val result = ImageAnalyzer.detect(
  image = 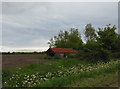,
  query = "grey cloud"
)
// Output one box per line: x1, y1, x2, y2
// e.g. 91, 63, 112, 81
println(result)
2, 2, 118, 51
